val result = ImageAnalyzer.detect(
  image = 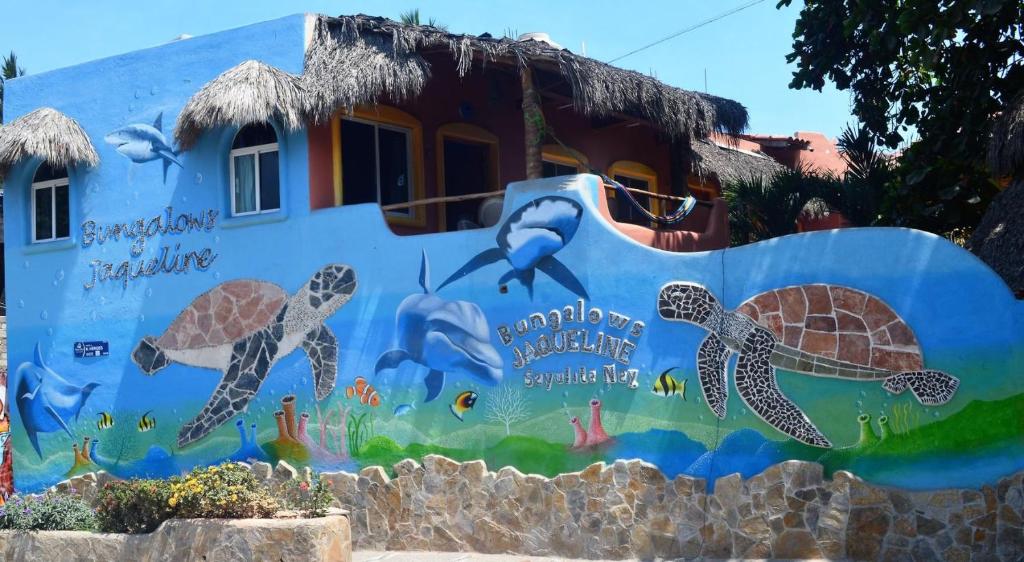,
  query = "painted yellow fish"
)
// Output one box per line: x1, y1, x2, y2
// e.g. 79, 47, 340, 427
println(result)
137, 411, 156, 432
652, 368, 686, 400
96, 411, 114, 430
